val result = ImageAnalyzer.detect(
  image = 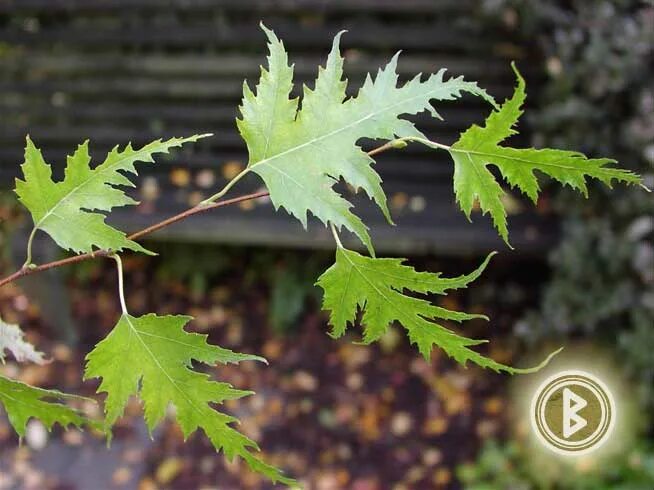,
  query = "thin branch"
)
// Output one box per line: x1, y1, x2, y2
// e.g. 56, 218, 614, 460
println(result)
0, 135, 443, 288
129, 190, 269, 241
0, 191, 269, 288
200, 166, 251, 205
